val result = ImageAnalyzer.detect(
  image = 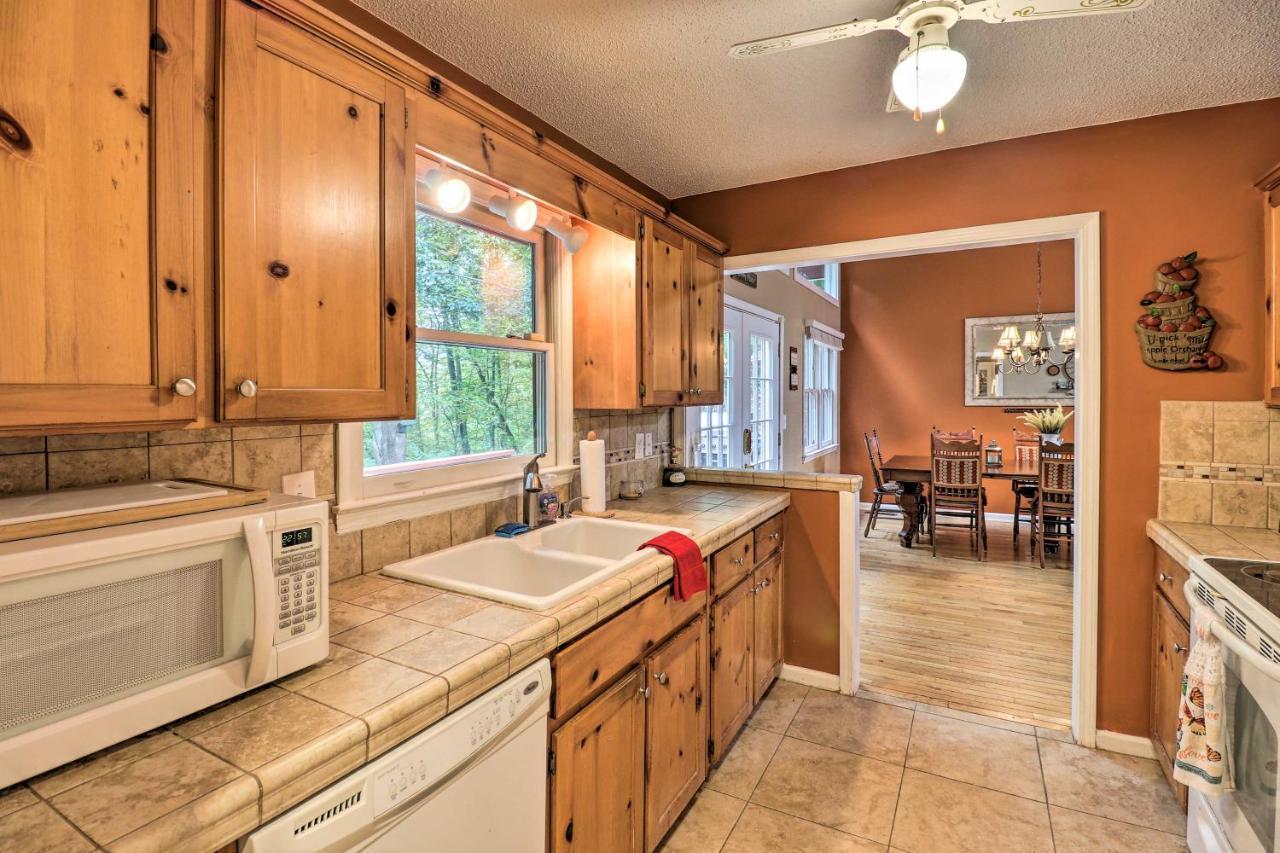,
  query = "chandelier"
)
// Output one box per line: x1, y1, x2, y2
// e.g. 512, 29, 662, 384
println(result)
992, 245, 1077, 376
